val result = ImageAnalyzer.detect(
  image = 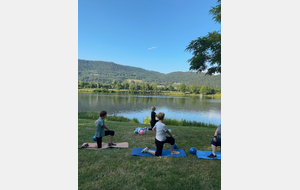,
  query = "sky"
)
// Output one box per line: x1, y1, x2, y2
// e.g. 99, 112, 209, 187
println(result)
78, 0, 220, 74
